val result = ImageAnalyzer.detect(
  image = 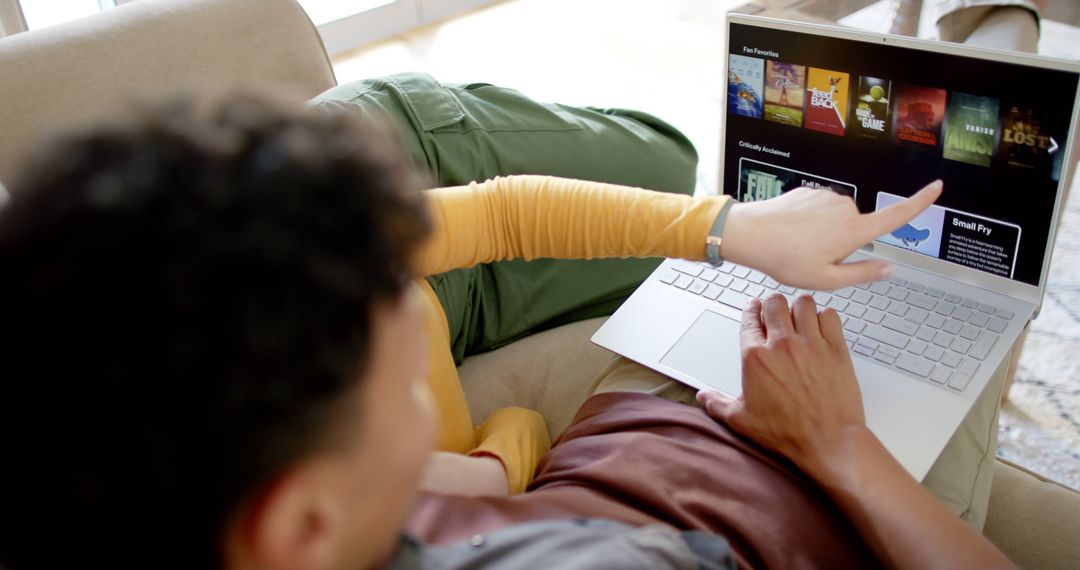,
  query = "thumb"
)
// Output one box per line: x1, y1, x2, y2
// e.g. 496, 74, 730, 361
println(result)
821, 259, 891, 290
697, 390, 741, 425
